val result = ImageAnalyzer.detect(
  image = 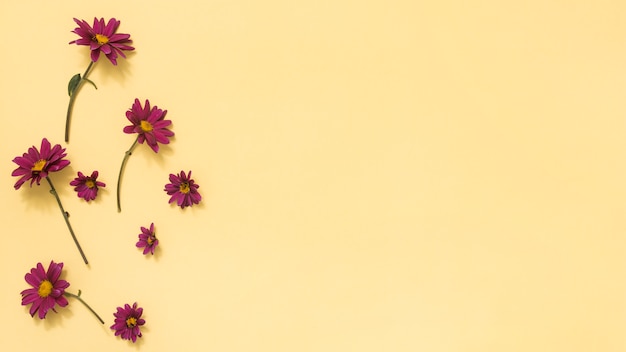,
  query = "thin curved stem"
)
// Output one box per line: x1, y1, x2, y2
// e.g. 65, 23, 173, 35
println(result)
65, 61, 96, 143
46, 176, 88, 265
64, 290, 105, 324
117, 137, 139, 212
